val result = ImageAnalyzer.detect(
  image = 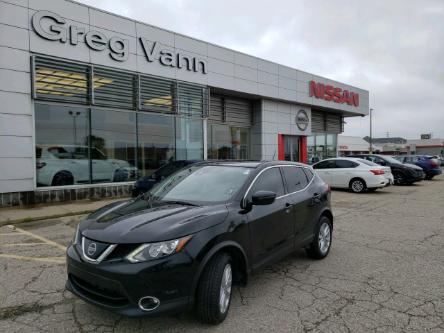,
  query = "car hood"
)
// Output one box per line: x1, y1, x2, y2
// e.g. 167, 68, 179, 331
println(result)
79, 199, 229, 244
